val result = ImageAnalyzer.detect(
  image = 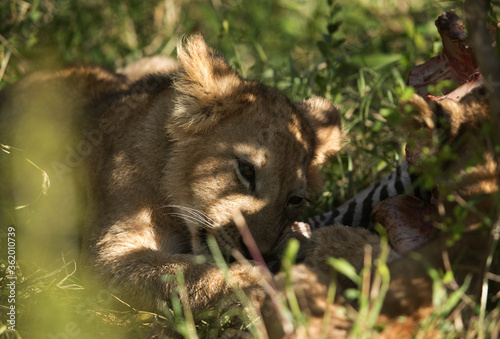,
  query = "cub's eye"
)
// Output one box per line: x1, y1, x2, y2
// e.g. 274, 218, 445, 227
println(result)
287, 196, 308, 206
237, 159, 256, 191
